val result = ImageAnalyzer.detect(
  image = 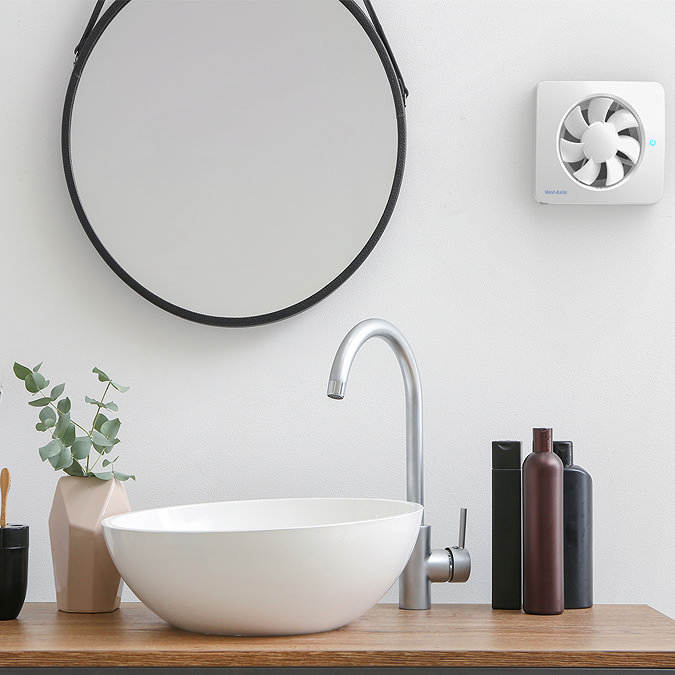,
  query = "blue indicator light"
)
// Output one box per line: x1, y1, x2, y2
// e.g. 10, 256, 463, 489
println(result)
650, 139, 656, 146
